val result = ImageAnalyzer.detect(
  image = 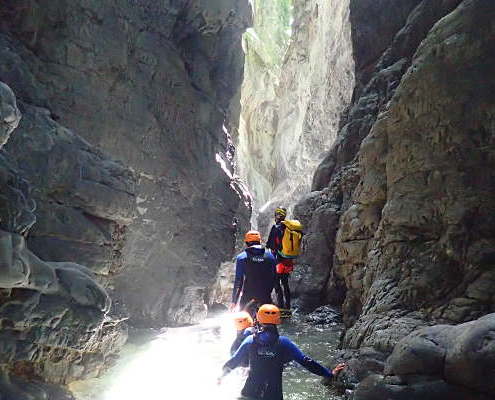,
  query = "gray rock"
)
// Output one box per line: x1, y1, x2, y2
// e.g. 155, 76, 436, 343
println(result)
290, 0, 495, 360
353, 314, 495, 399
385, 325, 452, 376
353, 374, 492, 400
0, 0, 252, 328
444, 314, 495, 395
167, 286, 208, 326
0, 370, 75, 400
306, 305, 343, 326
0, 82, 21, 148
0, 83, 131, 395
236, 0, 355, 228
